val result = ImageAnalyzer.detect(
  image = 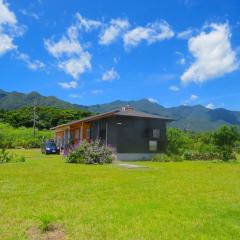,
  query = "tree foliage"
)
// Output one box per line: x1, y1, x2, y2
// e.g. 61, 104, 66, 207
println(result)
0, 123, 52, 148
0, 106, 92, 130
212, 126, 240, 148
167, 128, 193, 155
167, 126, 240, 161
212, 126, 240, 161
